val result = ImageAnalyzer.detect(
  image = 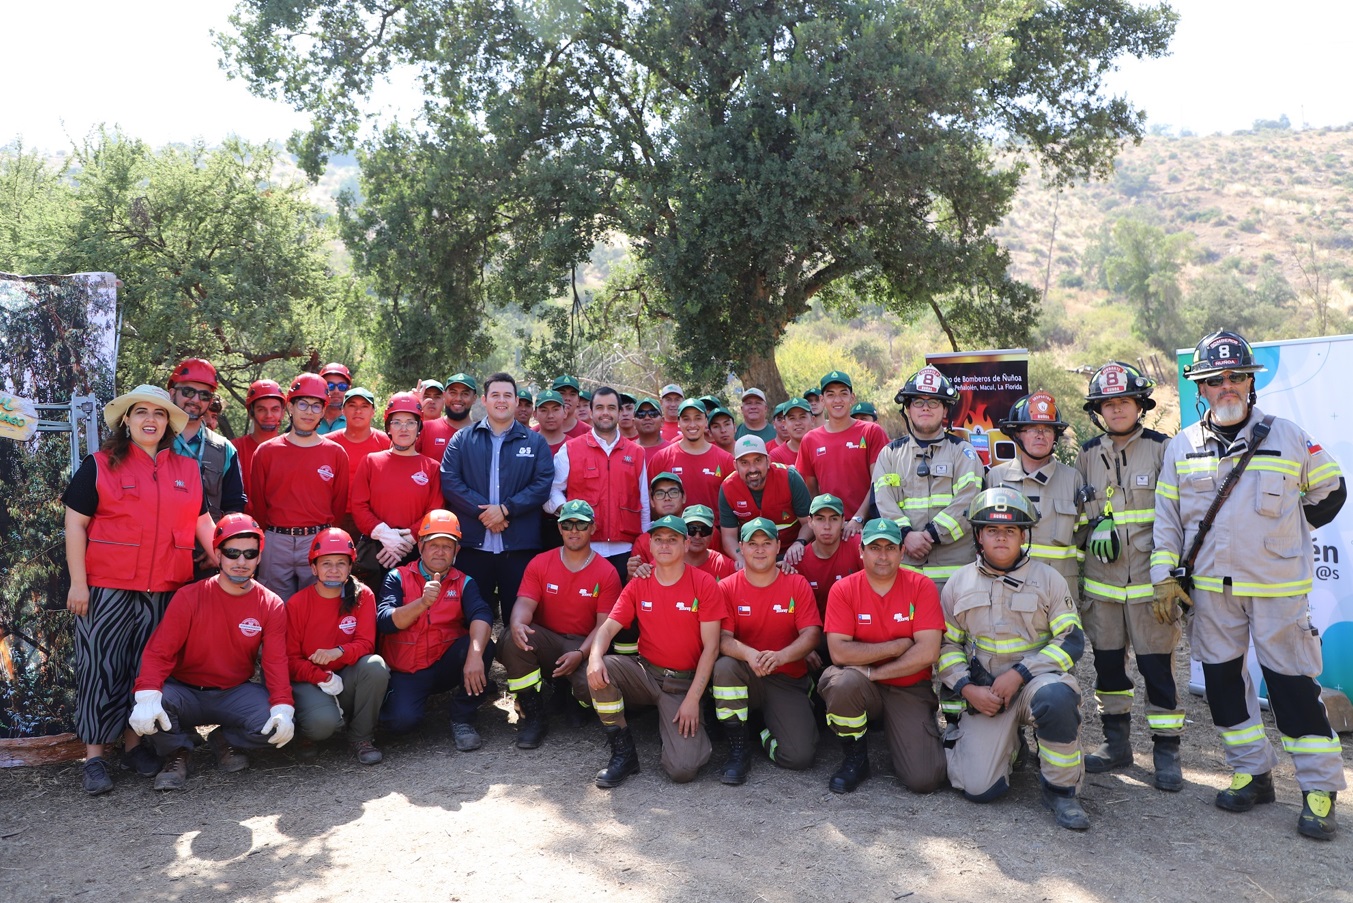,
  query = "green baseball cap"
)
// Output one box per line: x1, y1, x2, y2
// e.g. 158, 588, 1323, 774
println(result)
708, 406, 734, 424
784, 397, 812, 415
343, 387, 376, 406
861, 518, 903, 546
517, 388, 534, 402
803, 387, 821, 399
649, 514, 689, 536
677, 399, 708, 417
682, 504, 715, 528
772, 402, 787, 418
420, 379, 444, 393
820, 370, 853, 391
558, 499, 595, 523
650, 471, 684, 490
739, 517, 780, 542
851, 401, 878, 419
580, 389, 593, 403
552, 374, 581, 391
535, 388, 564, 408
636, 397, 660, 412
809, 493, 844, 516
618, 392, 637, 407
445, 372, 478, 392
